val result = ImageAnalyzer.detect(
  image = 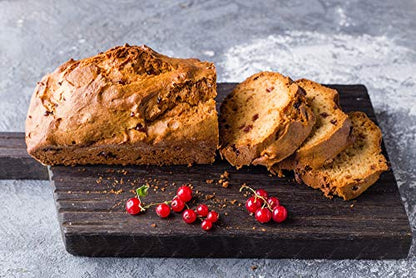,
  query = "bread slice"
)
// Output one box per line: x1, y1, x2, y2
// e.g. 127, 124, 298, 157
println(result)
219, 72, 315, 169
273, 79, 353, 172
300, 112, 388, 200
25, 45, 218, 166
